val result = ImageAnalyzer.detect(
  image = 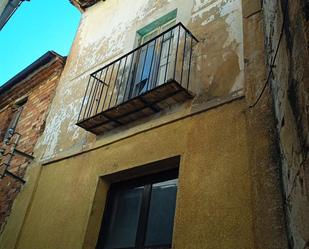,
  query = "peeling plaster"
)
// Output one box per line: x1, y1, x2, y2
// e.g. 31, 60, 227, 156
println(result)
36, 99, 82, 160
35, 76, 87, 160
189, 0, 244, 98
72, 0, 155, 78
35, 0, 245, 160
